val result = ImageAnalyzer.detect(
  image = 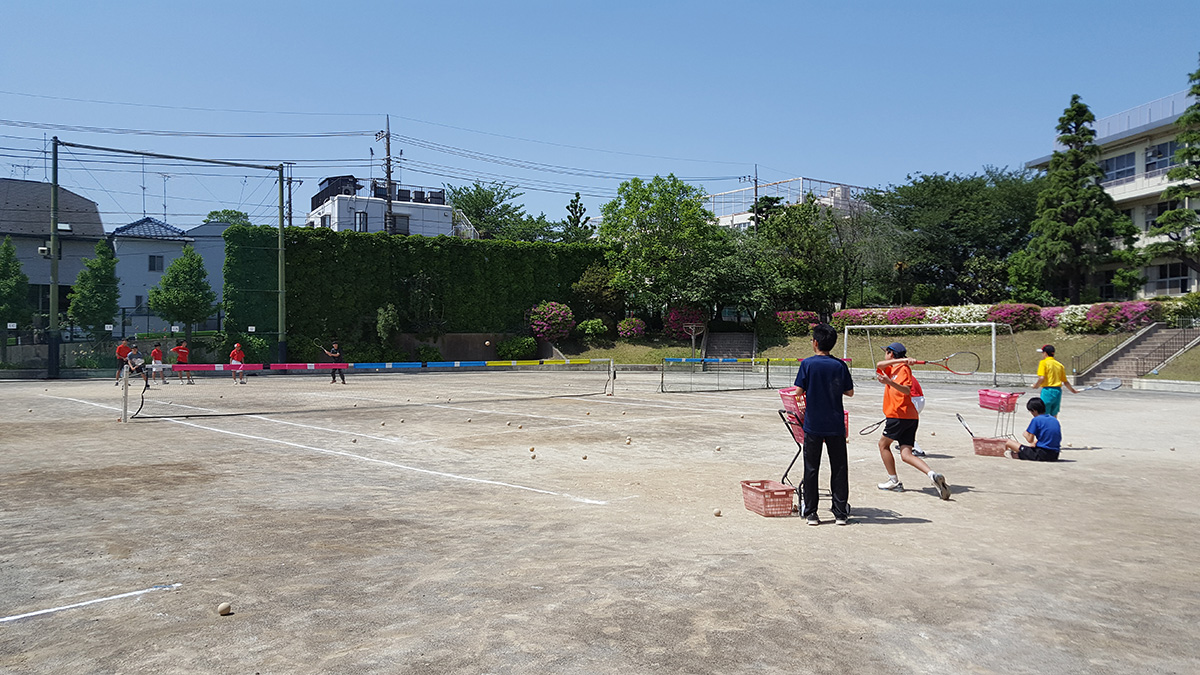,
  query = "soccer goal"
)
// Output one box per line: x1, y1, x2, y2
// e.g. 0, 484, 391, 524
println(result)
841, 322, 1025, 386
